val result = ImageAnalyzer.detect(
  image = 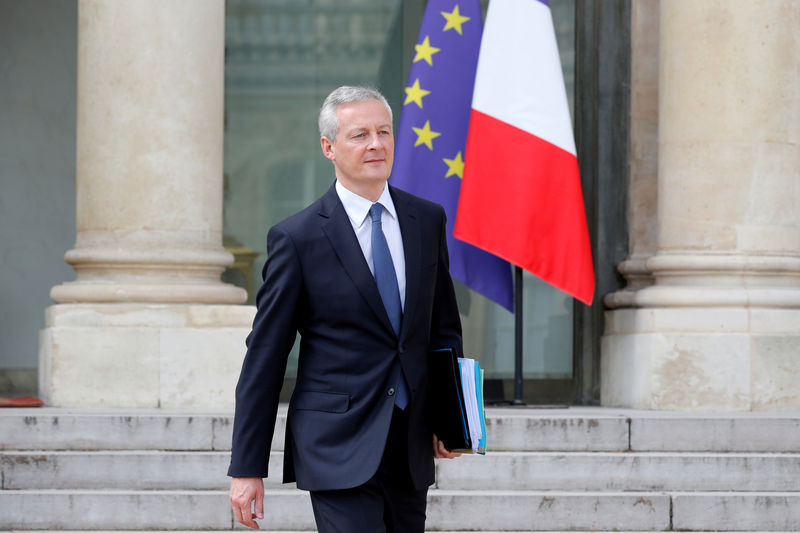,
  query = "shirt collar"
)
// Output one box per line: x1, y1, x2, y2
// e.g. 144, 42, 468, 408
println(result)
335, 180, 398, 227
